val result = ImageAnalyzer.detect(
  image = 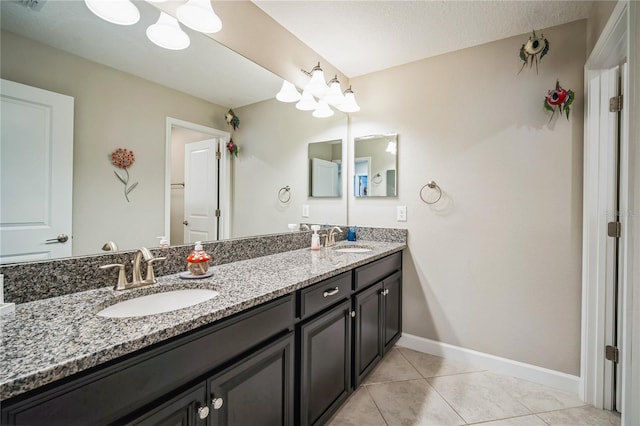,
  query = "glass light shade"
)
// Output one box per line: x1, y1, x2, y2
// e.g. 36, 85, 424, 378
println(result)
146, 12, 190, 50
177, 0, 222, 33
324, 77, 345, 106
338, 87, 360, 113
296, 90, 317, 111
312, 100, 334, 118
305, 65, 329, 98
84, 0, 140, 25
385, 141, 397, 155
276, 81, 301, 103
